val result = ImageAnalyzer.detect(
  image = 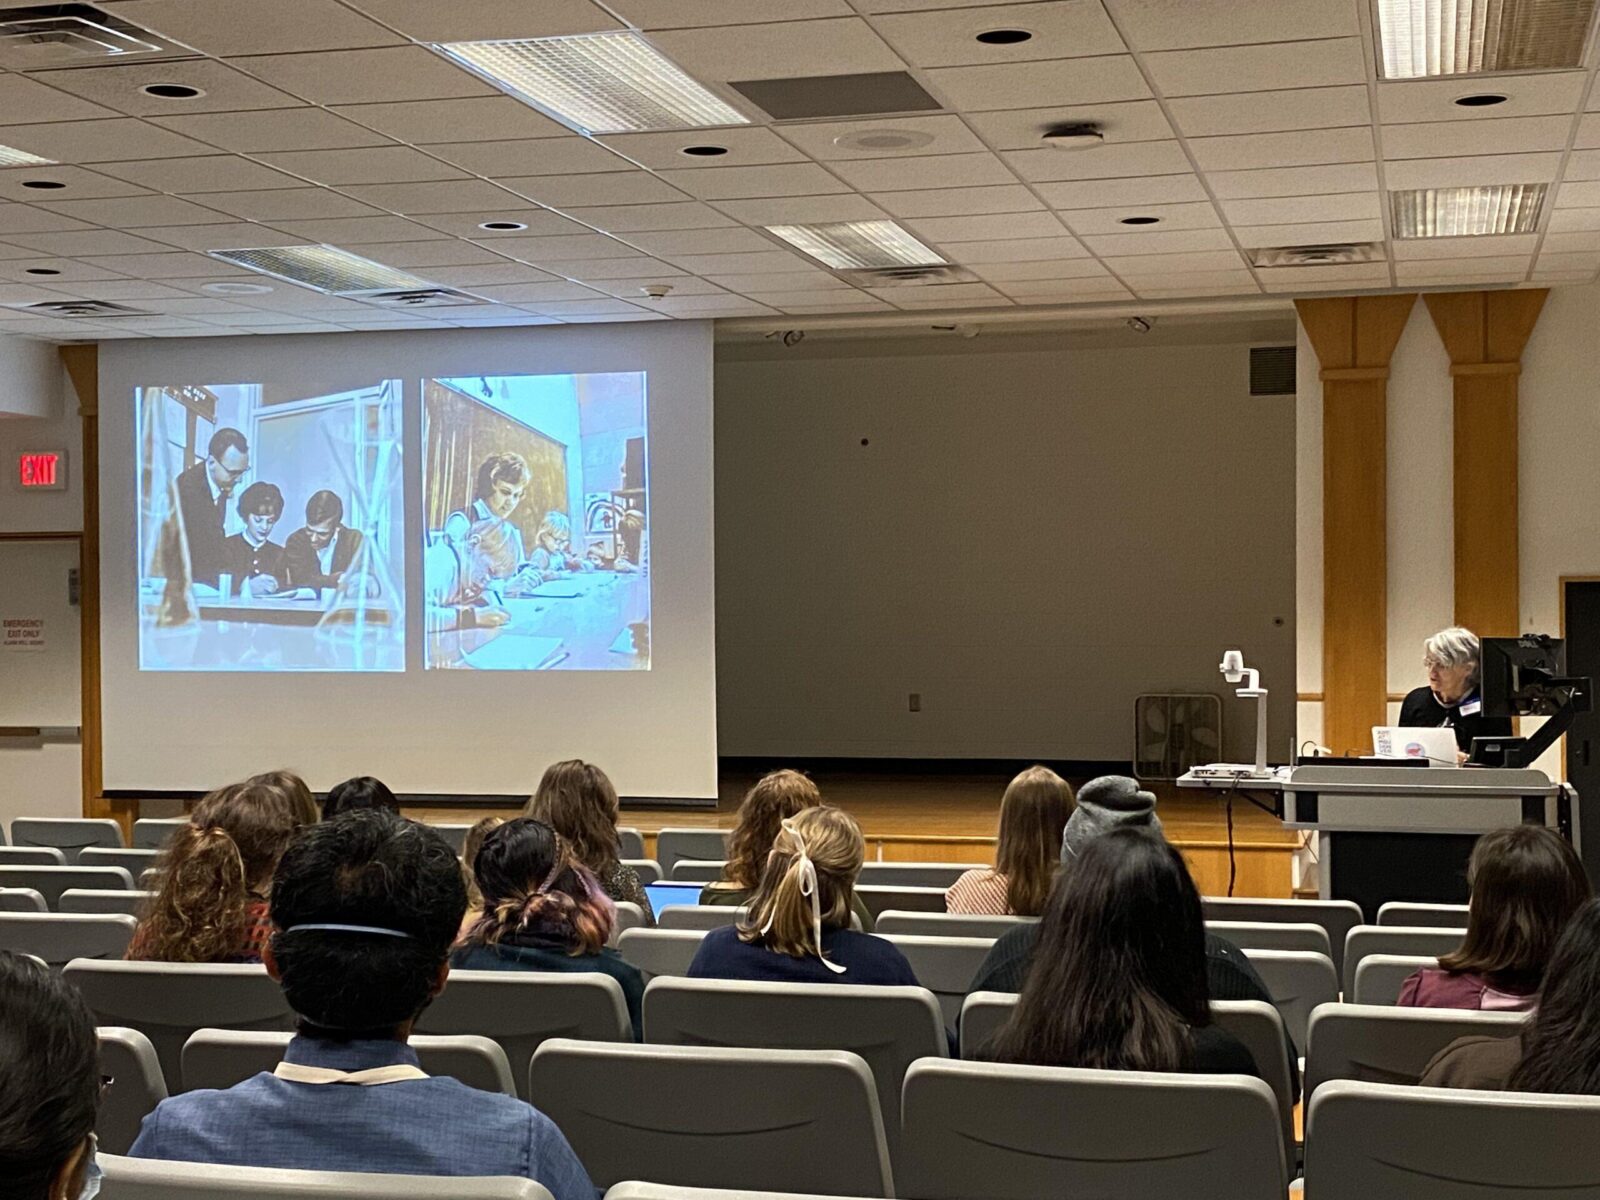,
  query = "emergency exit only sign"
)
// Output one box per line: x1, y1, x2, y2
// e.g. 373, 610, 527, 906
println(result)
17, 451, 66, 491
